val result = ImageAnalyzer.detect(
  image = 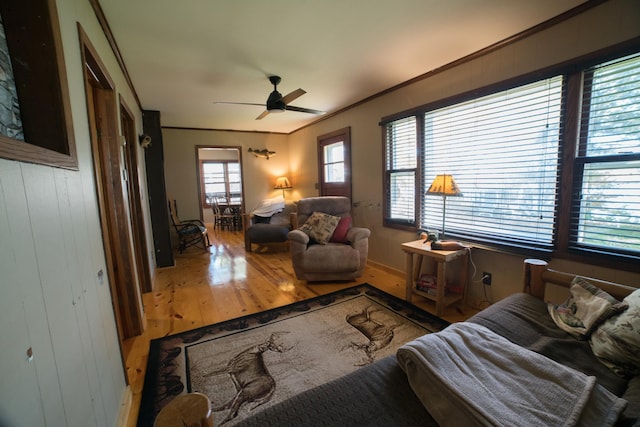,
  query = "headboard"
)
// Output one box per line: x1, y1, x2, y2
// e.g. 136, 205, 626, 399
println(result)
523, 258, 636, 301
